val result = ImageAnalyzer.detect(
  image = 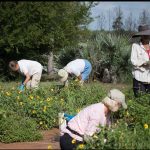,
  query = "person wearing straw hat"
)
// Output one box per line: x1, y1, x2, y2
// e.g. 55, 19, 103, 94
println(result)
9, 59, 43, 91
131, 24, 150, 97
59, 89, 127, 150
58, 59, 92, 86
